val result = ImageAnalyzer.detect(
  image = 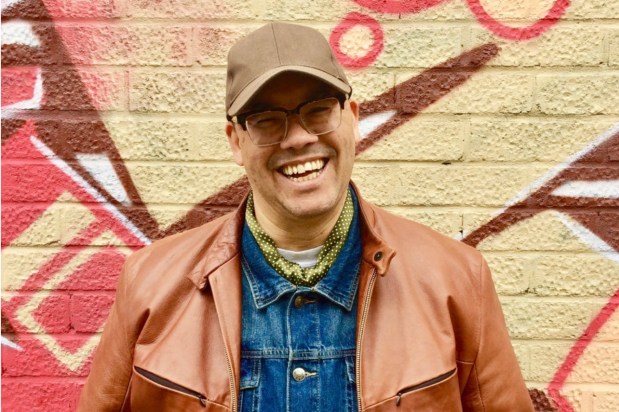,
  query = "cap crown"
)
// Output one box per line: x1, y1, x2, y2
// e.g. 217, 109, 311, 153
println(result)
226, 23, 351, 116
